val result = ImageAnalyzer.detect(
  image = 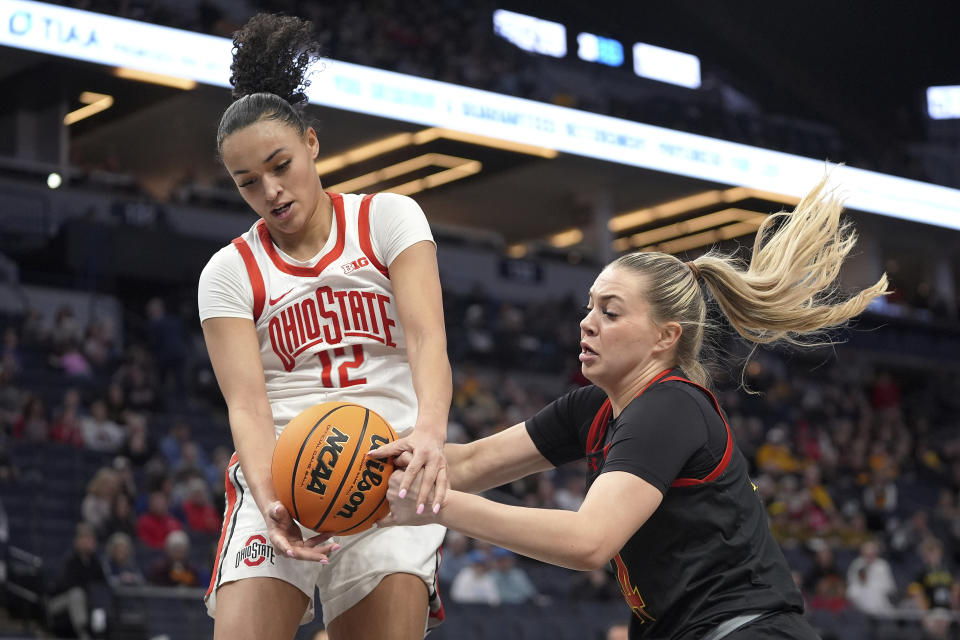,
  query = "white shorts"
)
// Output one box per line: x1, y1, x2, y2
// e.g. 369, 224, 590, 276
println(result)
205, 454, 447, 628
